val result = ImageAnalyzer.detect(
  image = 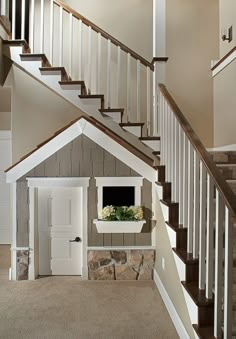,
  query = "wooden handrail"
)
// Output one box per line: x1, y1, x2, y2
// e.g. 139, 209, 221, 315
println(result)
53, 0, 154, 71
159, 84, 236, 218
